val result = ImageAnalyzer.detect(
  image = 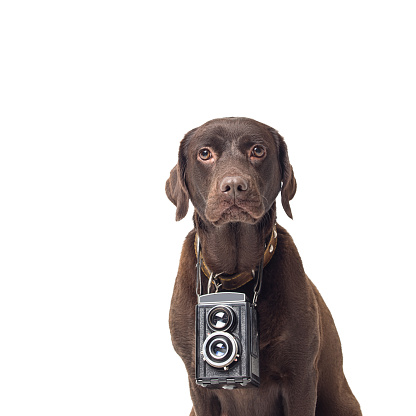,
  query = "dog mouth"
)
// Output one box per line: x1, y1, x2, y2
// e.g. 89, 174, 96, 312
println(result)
206, 199, 265, 225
